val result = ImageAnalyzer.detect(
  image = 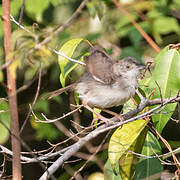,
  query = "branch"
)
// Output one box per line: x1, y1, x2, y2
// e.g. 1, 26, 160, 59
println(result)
10, 14, 36, 37
52, 49, 86, 66
20, 66, 42, 134
35, 0, 89, 49
18, 0, 26, 25
39, 95, 180, 179
0, 95, 179, 168
111, 0, 161, 53
2, 0, 22, 179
